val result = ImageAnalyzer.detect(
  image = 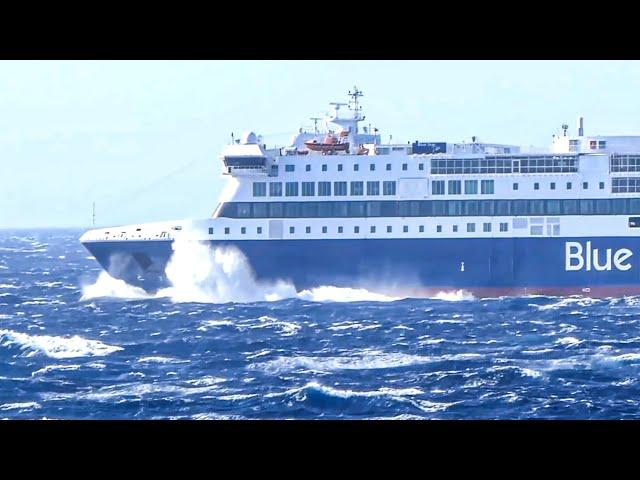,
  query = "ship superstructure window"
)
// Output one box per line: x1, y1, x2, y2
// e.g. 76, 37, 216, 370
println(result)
338, 164, 343, 171
253, 182, 266, 197
481, 180, 494, 194
550, 182, 556, 190
437, 225, 442, 232
269, 182, 282, 197
257, 227, 262, 234
500, 223, 508, 232
290, 227, 295, 234
306, 226, 311, 233
354, 164, 359, 171
600, 182, 605, 190
302, 182, 315, 196
431, 155, 578, 174
599, 140, 606, 149
387, 226, 392, 233
218, 198, 640, 219
306, 165, 311, 172
367, 181, 380, 196
225, 227, 230, 234
448, 180, 462, 195
611, 155, 640, 172
453, 225, 458, 232
467, 223, 475, 233
383, 181, 397, 196
629, 217, 640, 228
322, 226, 327, 233
419, 225, 424, 232
318, 182, 331, 196
464, 180, 478, 194
370, 163, 375, 171
483, 223, 491, 232
613, 177, 640, 193
351, 181, 364, 196
370, 226, 376, 233
513, 182, 519, 191
338, 226, 343, 233
285, 165, 295, 172
322, 164, 327, 172
432, 180, 445, 195
534, 182, 539, 190
241, 227, 246, 234
567, 182, 572, 190
583, 182, 588, 190
334, 181, 347, 196
354, 226, 359, 233
285, 182, 298, 196
208, 227, 213, 234
403, 225, 408, 233
386, 163, 391, 171
419, 163, 424, 171
402, 164, 408, 171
